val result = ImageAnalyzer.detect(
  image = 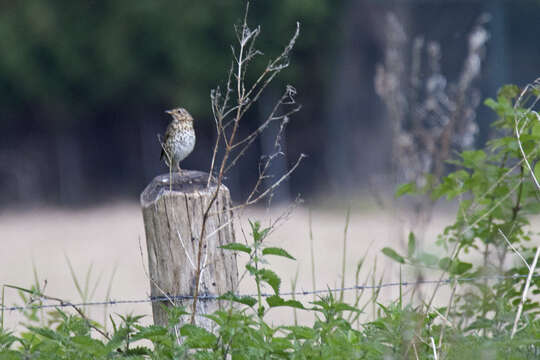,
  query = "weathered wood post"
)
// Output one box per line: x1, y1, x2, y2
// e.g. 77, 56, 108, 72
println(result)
140, 171, 238, 330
